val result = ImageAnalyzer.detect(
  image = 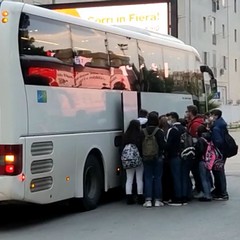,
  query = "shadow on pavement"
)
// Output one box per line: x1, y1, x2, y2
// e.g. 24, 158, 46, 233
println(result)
0, 187, 124, 231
